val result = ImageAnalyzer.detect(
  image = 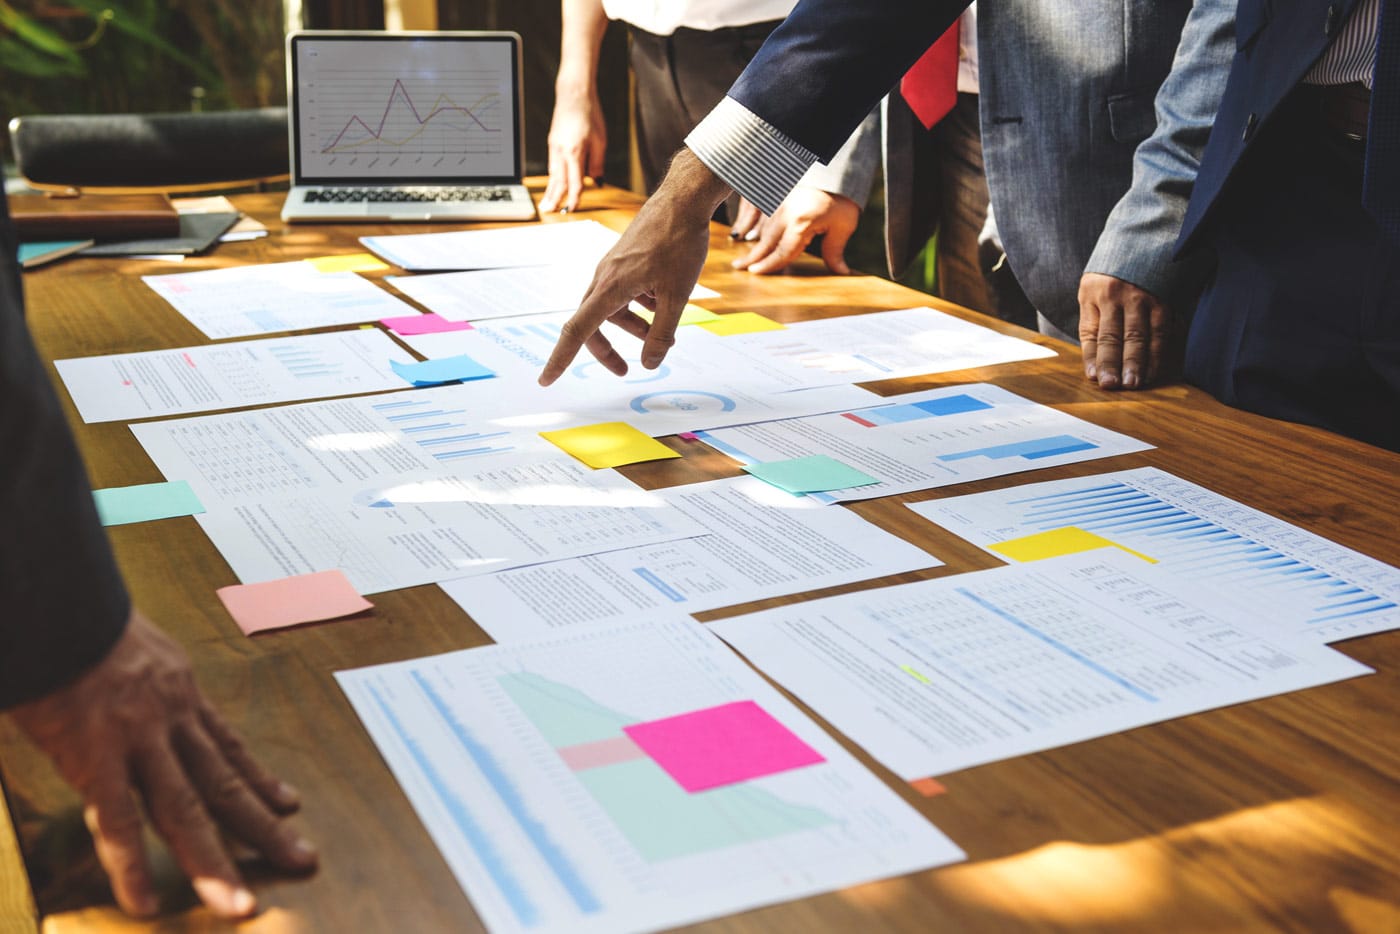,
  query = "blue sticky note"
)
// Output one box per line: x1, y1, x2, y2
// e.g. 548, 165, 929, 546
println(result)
390, 354, 495, 386
743, 455, 880, 495
93, 480, 205, 526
